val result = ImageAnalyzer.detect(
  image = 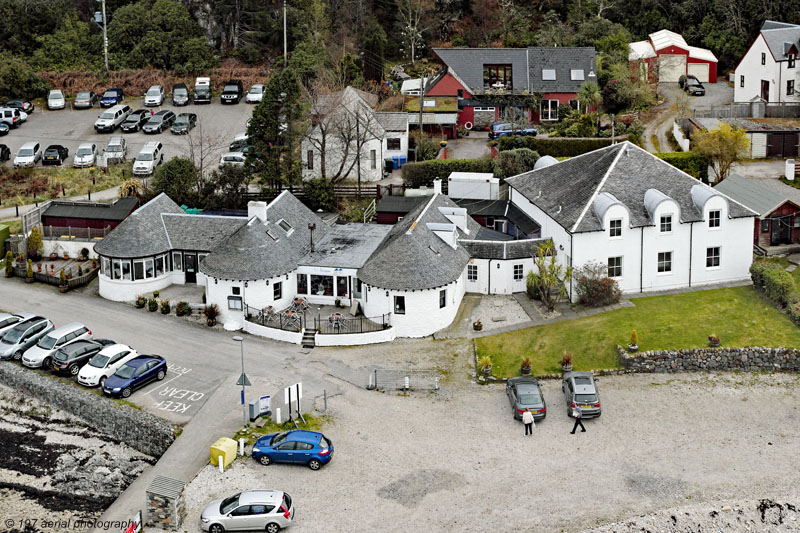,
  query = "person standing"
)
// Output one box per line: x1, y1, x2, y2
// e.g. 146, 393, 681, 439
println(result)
522, 408, 534, 436
570, 404, 586, 434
